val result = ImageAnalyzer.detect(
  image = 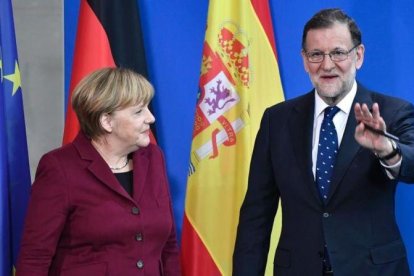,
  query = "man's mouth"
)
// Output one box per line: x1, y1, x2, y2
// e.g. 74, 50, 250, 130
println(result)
320, 74, 338, 80
320, 74, 339, 81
